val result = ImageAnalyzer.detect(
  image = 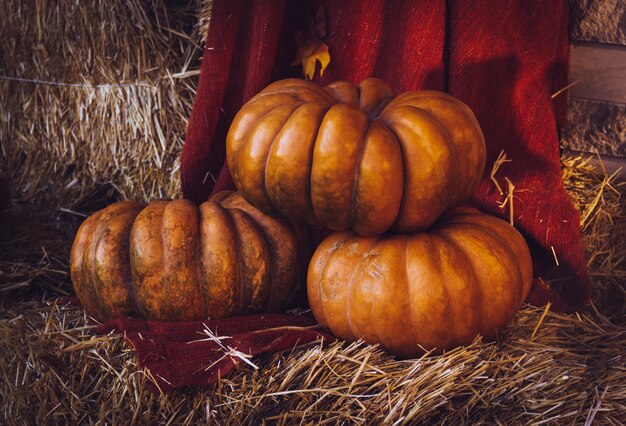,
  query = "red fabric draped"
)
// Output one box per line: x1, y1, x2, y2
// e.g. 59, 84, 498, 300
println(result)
182, 0, 589, 312
446, 1, 588, 310
100, 0, 590, 391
